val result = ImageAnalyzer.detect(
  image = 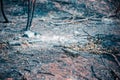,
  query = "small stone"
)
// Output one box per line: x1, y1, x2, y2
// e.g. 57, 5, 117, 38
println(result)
102, 18, 113, 24
23, 31, 35, 38
9, 41, 21, 46
13, 37, 20, 40
23, 31, 40, 38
